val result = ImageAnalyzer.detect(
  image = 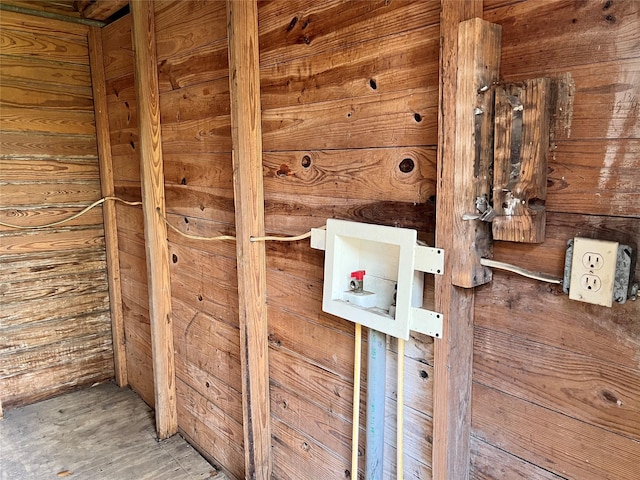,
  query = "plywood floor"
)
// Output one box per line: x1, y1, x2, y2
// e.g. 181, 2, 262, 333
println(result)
0, 383, 228, 480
